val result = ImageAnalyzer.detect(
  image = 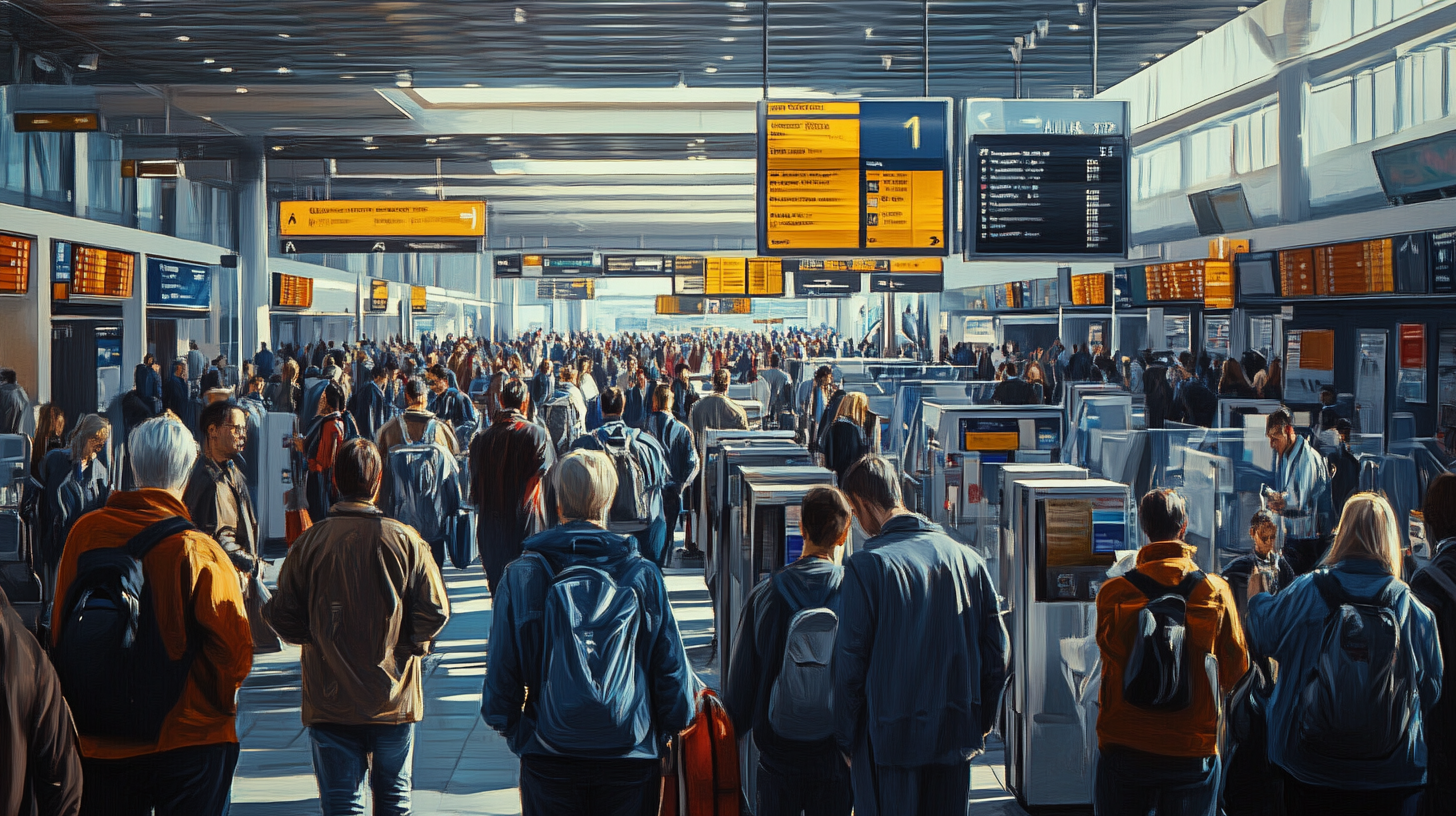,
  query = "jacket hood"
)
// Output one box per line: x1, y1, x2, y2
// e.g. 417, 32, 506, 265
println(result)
774, 557, 842, 610
524, 520, 639, 572
594, 420, 635, 444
